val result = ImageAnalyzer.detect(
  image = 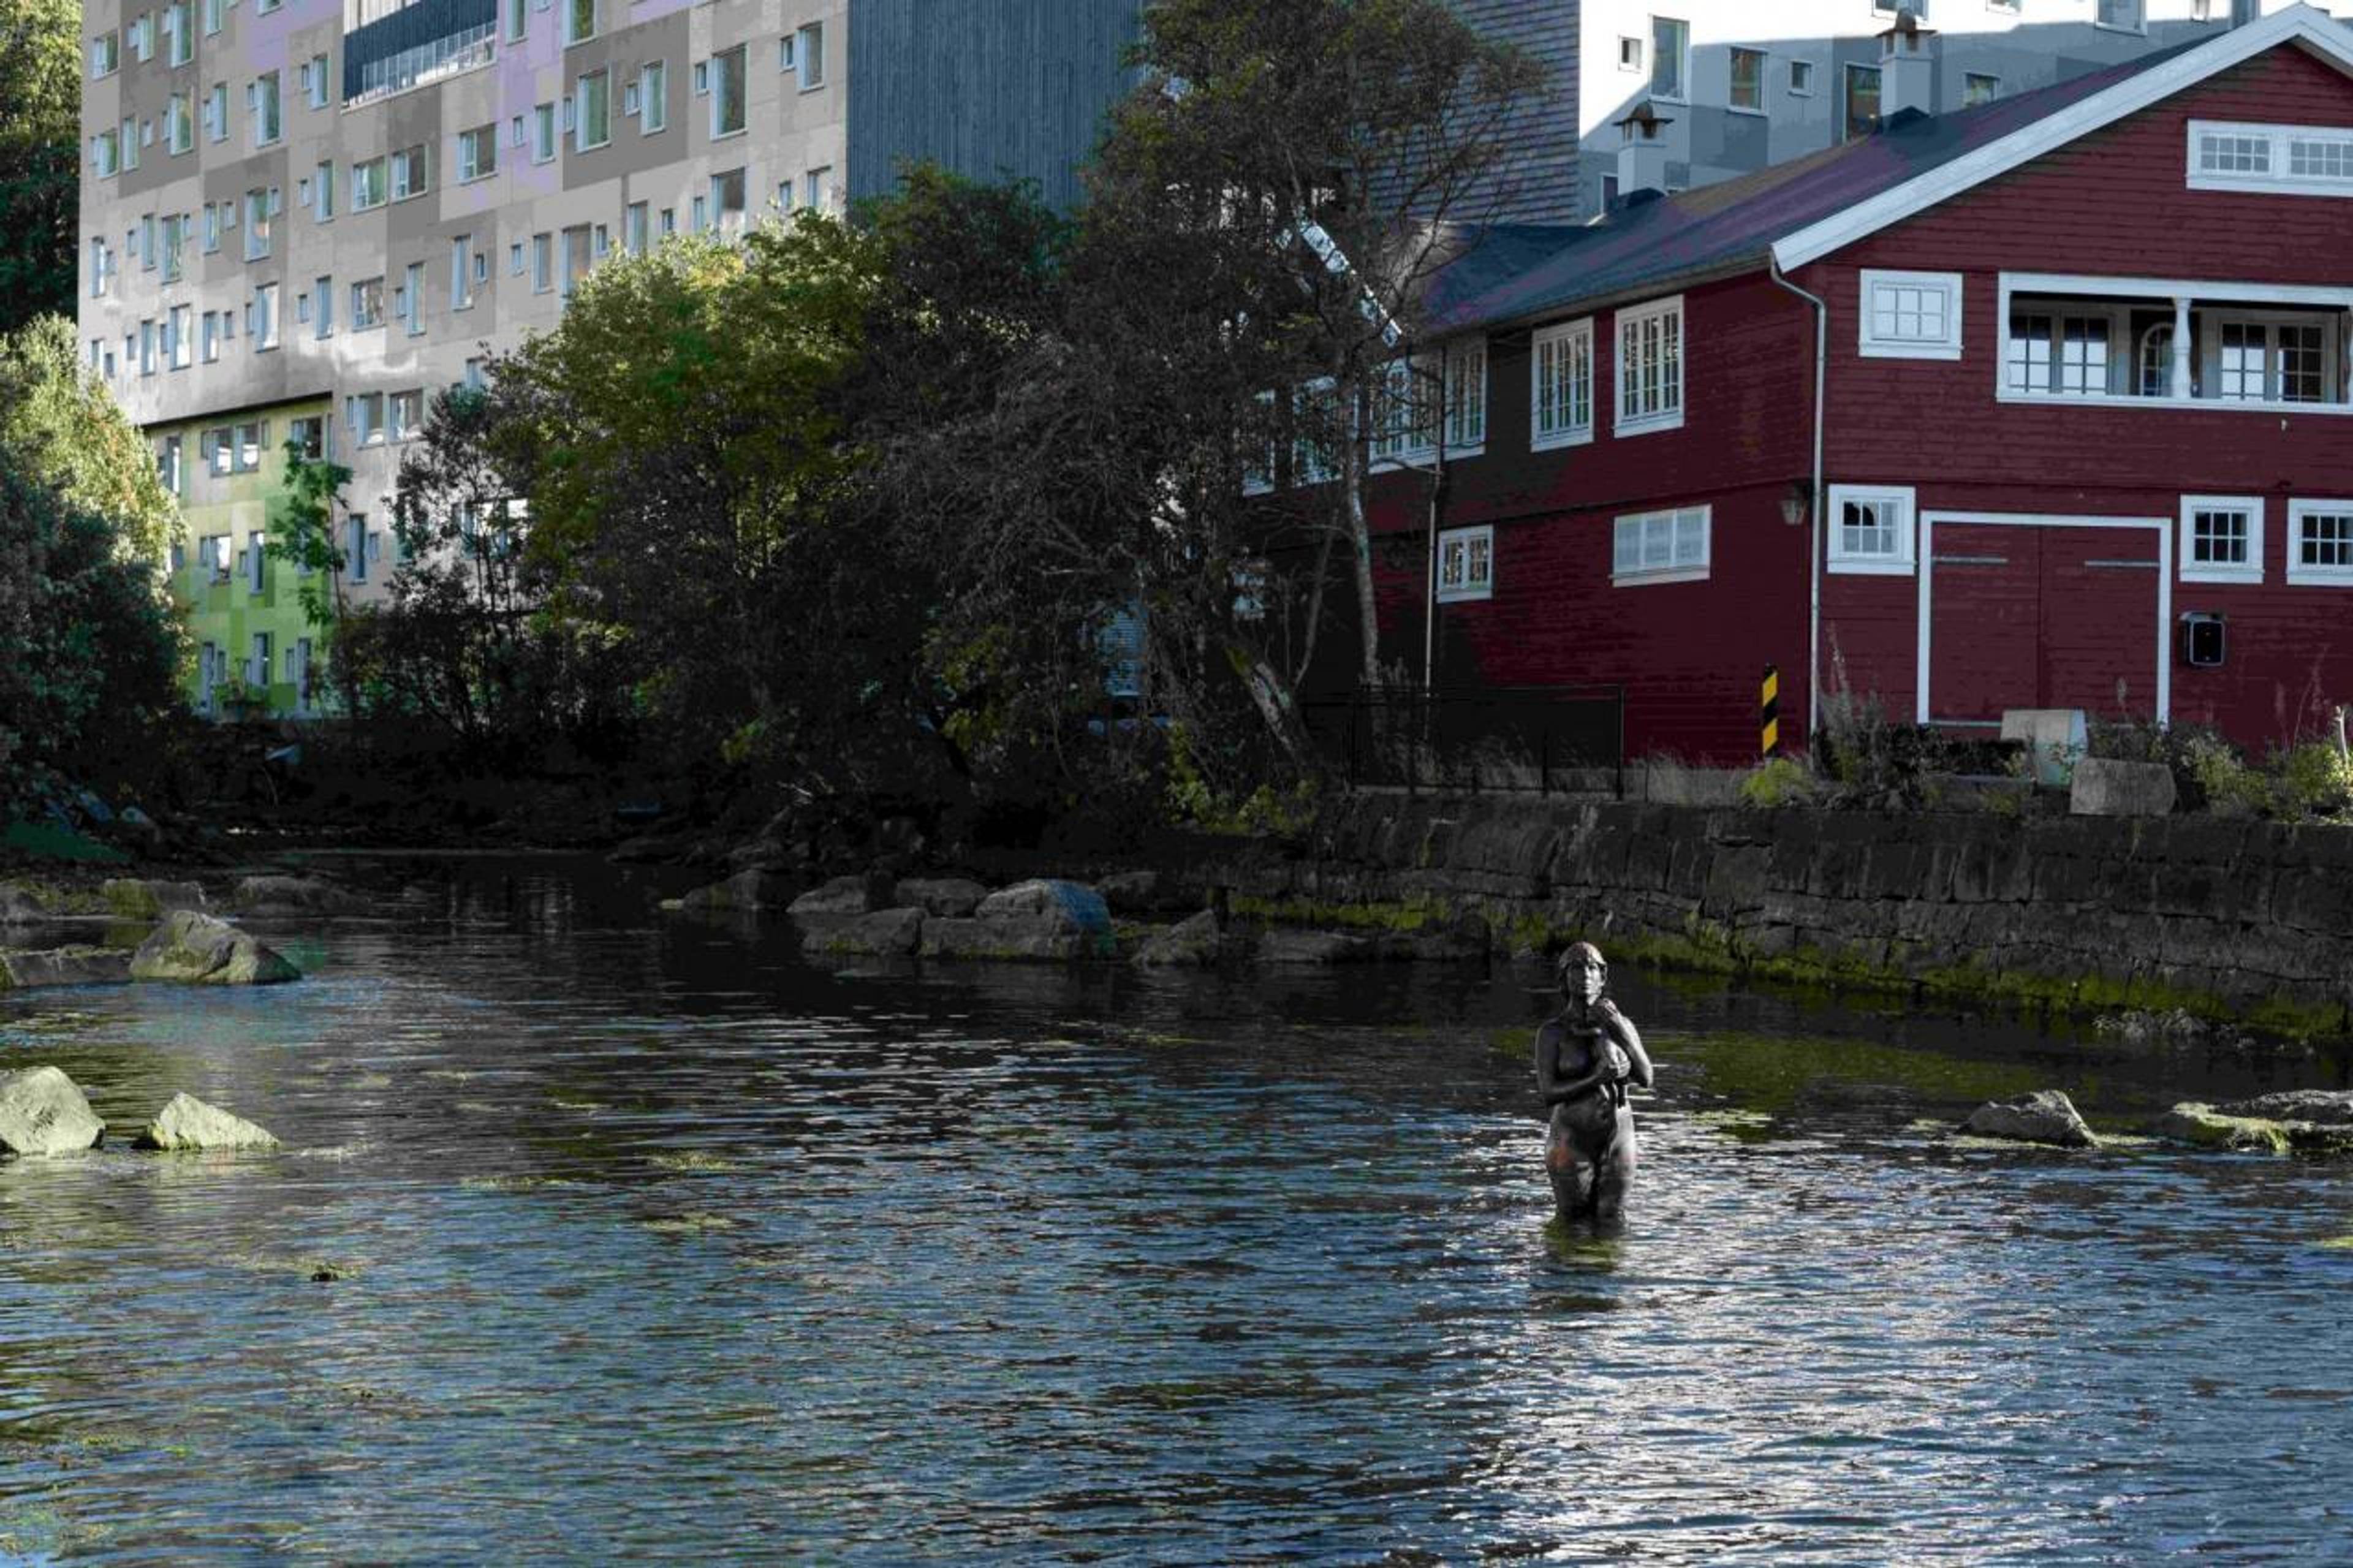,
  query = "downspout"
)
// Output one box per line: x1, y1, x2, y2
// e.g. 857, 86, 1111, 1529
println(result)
1770, 255, 1828, 742
1425, 364, 1447, 691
